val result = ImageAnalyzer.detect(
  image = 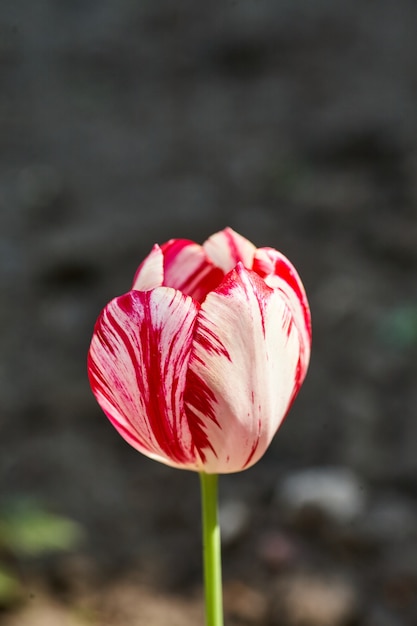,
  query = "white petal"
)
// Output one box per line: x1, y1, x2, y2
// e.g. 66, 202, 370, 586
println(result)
184, 264, 303, 473
132, 244, 164, 291
203, 227, 257, 273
